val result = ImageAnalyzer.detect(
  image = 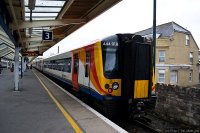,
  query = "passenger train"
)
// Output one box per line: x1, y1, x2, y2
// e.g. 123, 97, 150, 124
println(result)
34, 34, 153, 117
